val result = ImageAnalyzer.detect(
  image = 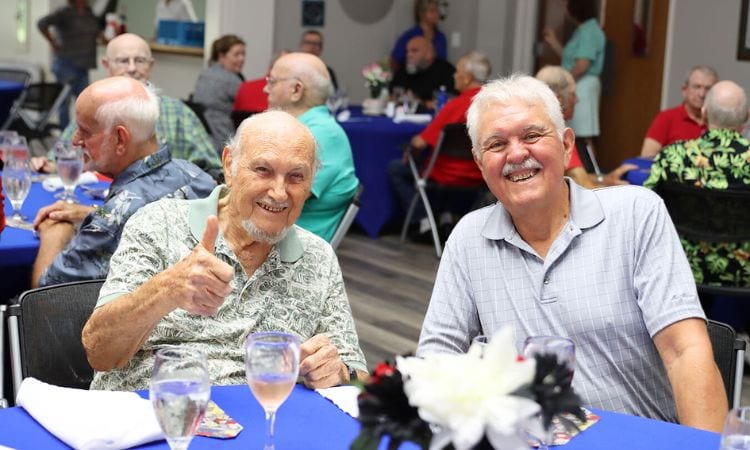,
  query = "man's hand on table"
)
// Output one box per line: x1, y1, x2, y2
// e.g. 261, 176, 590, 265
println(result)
161, 215, 234, 317
299, 334, 351, 389
33, 201, 95, 229
35, 218, 76, 242
30, 156, 56, 174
